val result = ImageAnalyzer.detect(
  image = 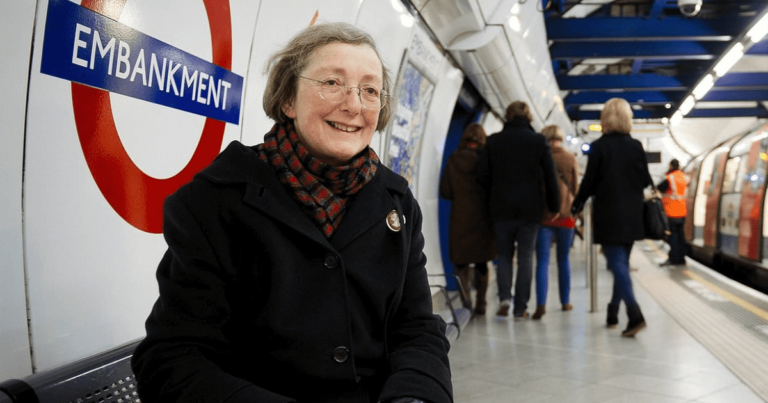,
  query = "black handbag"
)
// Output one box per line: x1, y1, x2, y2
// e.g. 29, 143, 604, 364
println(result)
644, 190, 670, 240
